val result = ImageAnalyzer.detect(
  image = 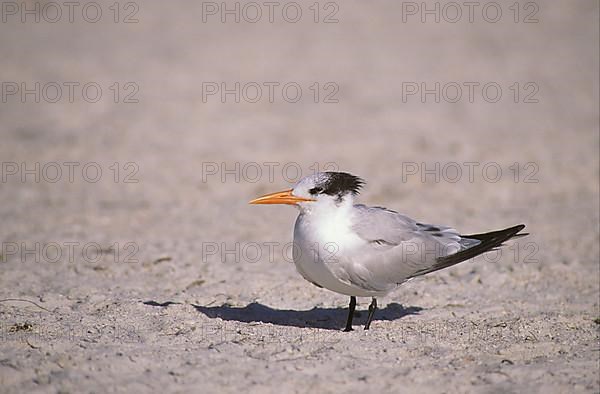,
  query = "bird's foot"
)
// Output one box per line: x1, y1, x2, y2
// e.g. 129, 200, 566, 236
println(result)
364, 297, 378, 330
343, 296, 357, 332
